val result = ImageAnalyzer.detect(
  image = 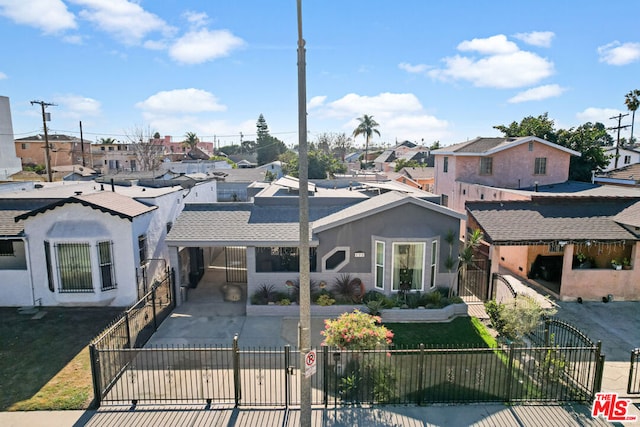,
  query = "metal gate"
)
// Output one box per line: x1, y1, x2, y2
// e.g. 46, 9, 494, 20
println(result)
458, 257, 491, 302
225, 246, 247, 283
628, 348, 640, 394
